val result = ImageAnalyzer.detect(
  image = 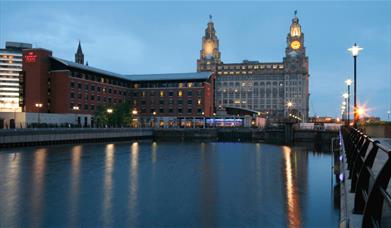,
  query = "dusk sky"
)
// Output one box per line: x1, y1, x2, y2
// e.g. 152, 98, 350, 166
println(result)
1, 0, 390, 119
